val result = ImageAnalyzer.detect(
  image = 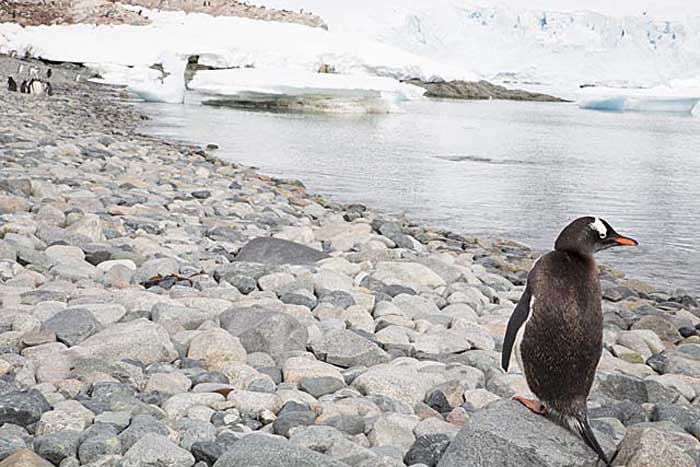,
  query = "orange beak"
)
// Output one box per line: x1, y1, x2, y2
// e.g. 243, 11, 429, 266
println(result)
614, 236, 638, 246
